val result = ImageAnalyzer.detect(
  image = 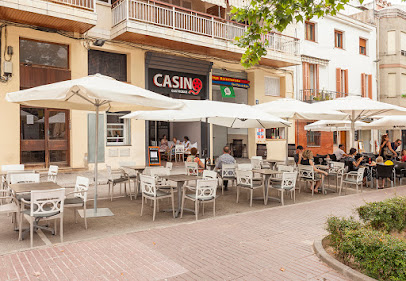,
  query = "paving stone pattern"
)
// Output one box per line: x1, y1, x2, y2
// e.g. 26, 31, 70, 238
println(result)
2, 186, 406, 281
